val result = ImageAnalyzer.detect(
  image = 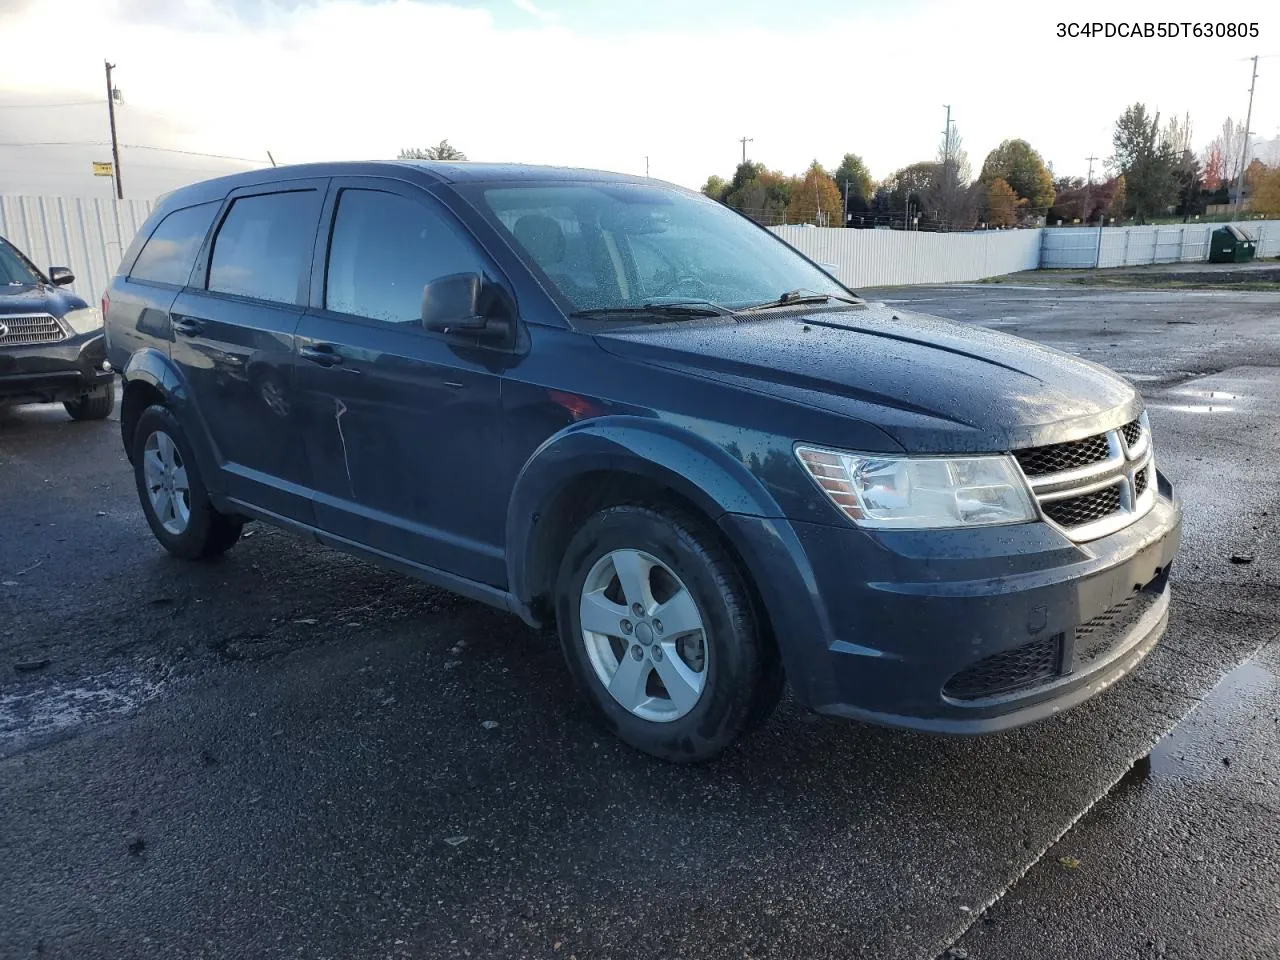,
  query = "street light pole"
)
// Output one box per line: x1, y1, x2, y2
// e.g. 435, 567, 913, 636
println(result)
104, 60, 123, 200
